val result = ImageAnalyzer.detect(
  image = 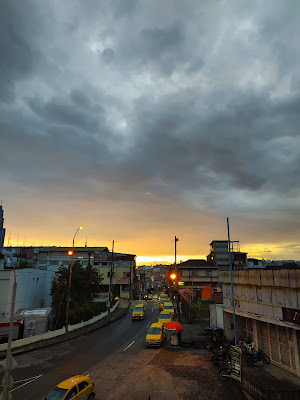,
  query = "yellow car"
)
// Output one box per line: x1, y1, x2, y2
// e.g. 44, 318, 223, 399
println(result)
159, 293, 169, 301
163, 302, 175, 318
44, 375, 96, 400
158, 311, 172, 325
145, 322, 166, 347
159, 299, 169, 310
132, 304, 146, 320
